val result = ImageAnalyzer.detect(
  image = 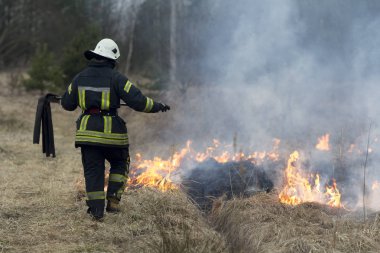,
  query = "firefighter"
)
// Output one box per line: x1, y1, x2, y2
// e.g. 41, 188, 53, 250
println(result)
60, 38, 170, 221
